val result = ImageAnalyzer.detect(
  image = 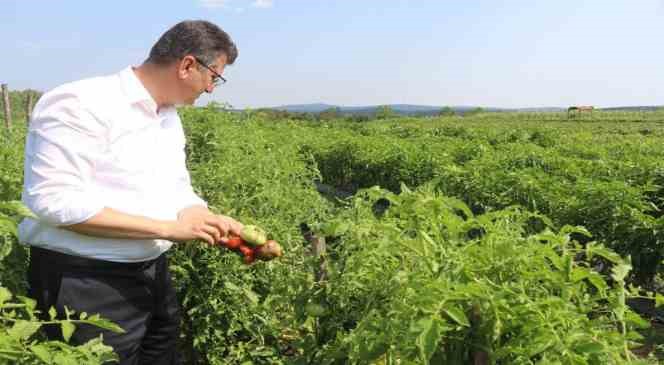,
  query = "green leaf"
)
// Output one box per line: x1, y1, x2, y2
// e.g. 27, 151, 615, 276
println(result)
80, 337, 119, 362
8, 320, 42, 340
49, 306, 57, 320
570, 267, 590, 282
83, 314, 124, 333
30, 344, 52, 363
444, 197, 473, 219
224, 281, 240, 291
655, 294, 664, 308
0, 287, 11, 304
416, 317, 443, 363
625, 310, 650, 329
611, 263, 632, 282
626, 330, 646, 341
321, 221, 350, 237
61, 321, 76, 342
586, 243, 622, 264
528, 336, 554, 357
0, 216, 18, 237
560, 225, 592, 238
53, 352, 78, 365
0, 201, 37, 219
0, 234, 13, 261
542, 246, 563, 271
533, 213, 554, 228
444, 305, 470, 327
586, 272, 608, 295
574, 340, 604, 354
243, 287, 259, 305
400, 183, 413, 194
17, 295, 37, 313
